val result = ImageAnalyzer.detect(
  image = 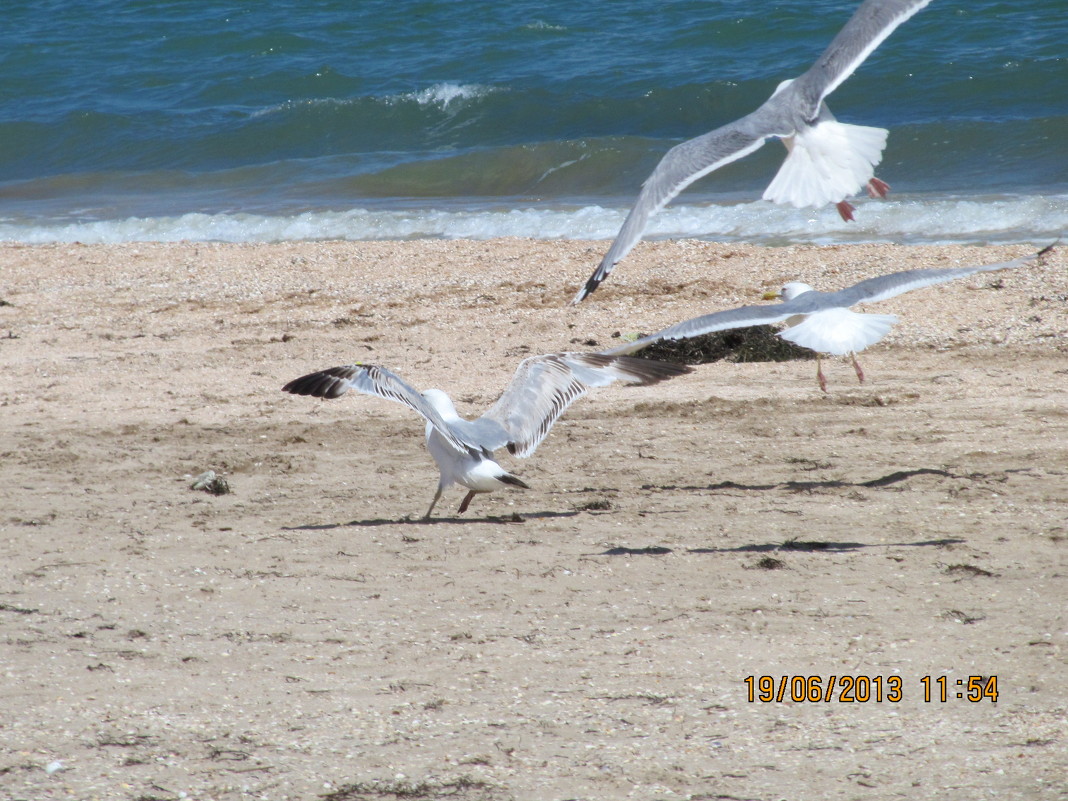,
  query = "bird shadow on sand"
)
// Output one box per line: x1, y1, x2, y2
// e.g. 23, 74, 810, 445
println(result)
640, 467, 957, 495
603, 466, 978, 557
600, 537, 966, 558
688, 536, 967, 555
283, 510, 580, 531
